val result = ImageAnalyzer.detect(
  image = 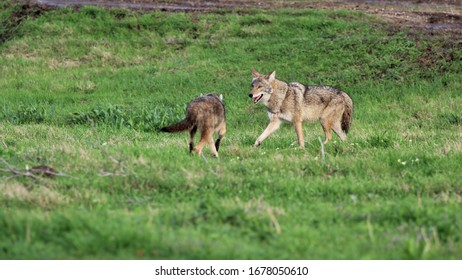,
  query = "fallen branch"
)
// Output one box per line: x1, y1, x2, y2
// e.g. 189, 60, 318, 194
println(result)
0, 158, 74, 180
